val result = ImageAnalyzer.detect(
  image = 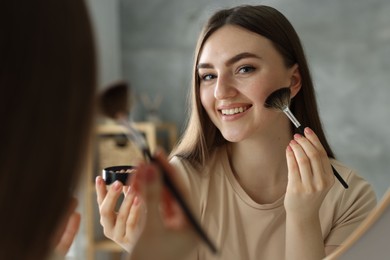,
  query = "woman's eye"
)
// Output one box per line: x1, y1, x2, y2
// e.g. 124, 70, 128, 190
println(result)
200, 74, 216, 81
238, 66, 255, 74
